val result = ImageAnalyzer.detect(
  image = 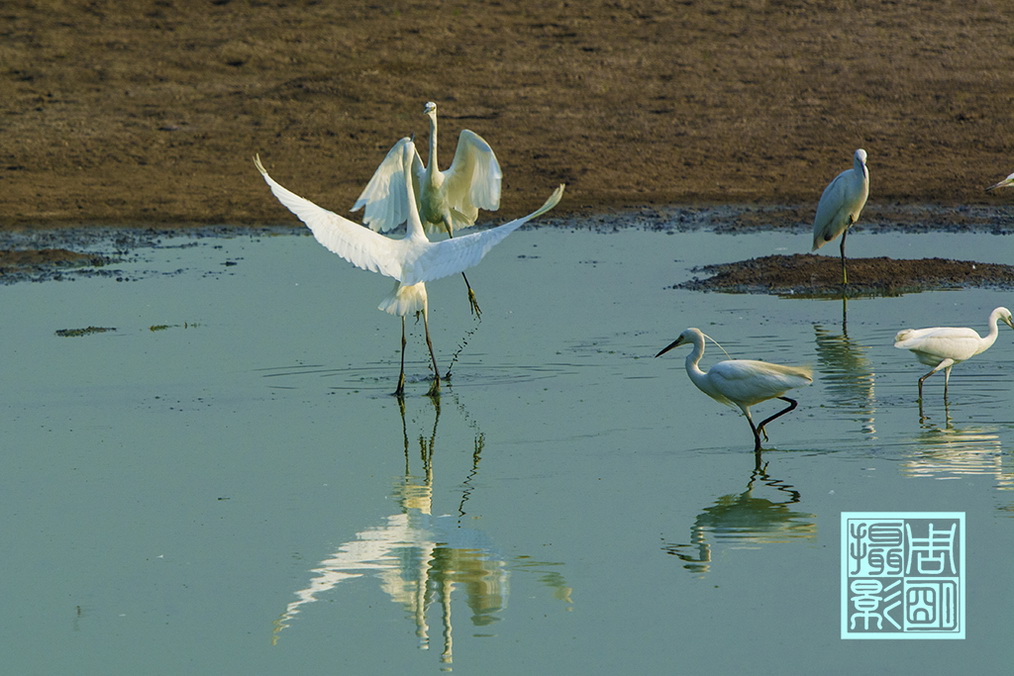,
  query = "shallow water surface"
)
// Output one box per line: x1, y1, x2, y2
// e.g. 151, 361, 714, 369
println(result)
3, 225, 1013, 673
